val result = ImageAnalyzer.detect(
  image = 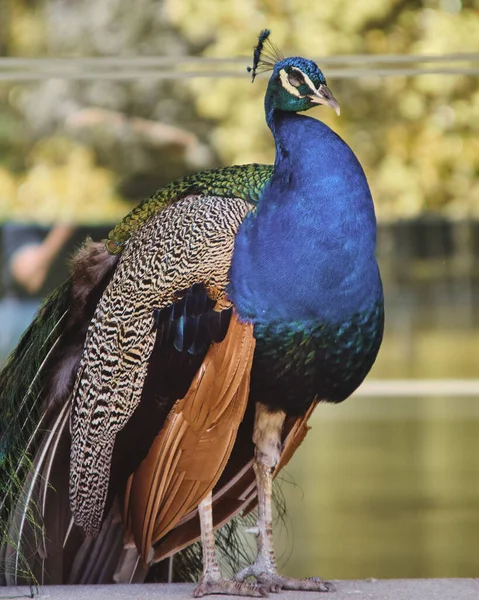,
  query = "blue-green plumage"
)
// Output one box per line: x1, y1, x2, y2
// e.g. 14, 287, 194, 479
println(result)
230, 55, 384, 416
248, 302, 383, 415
